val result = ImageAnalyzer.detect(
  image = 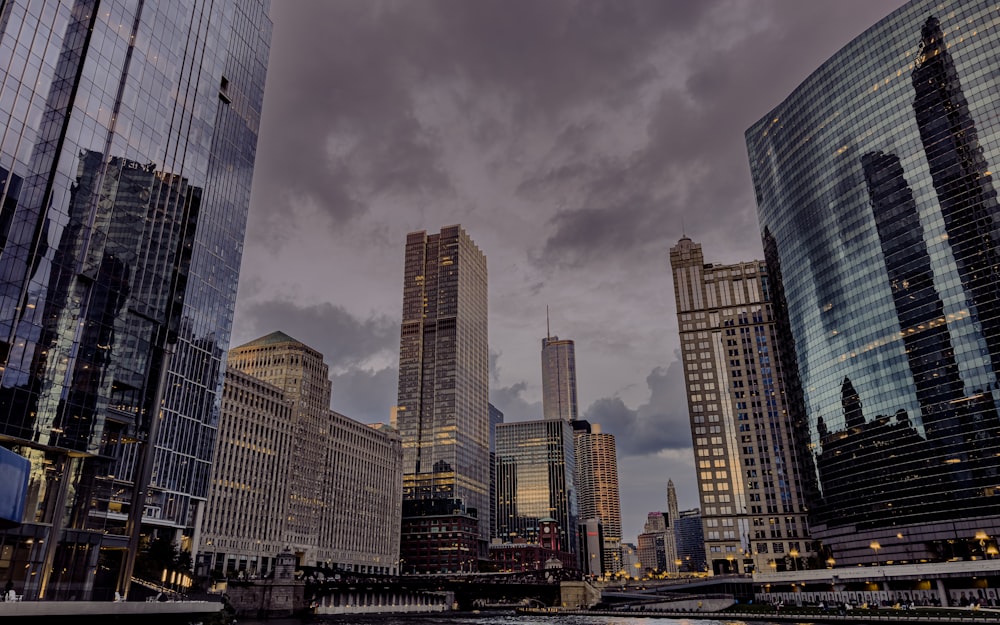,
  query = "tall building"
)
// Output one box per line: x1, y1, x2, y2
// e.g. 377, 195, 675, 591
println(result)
0, 0, 271, 600
542, 315, 578, 421
669, 238, 812, 574
637, 512, 677, 576
666, 479, 680, 526
747, 0, 1000, 566
226, 332, 331, 556
495, 419, 578, 561
675, 509, 707, 573
395, 225, 490, 553
224, 332, 403, 574
574, 422, 622, 576
488, 402, 504, 541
